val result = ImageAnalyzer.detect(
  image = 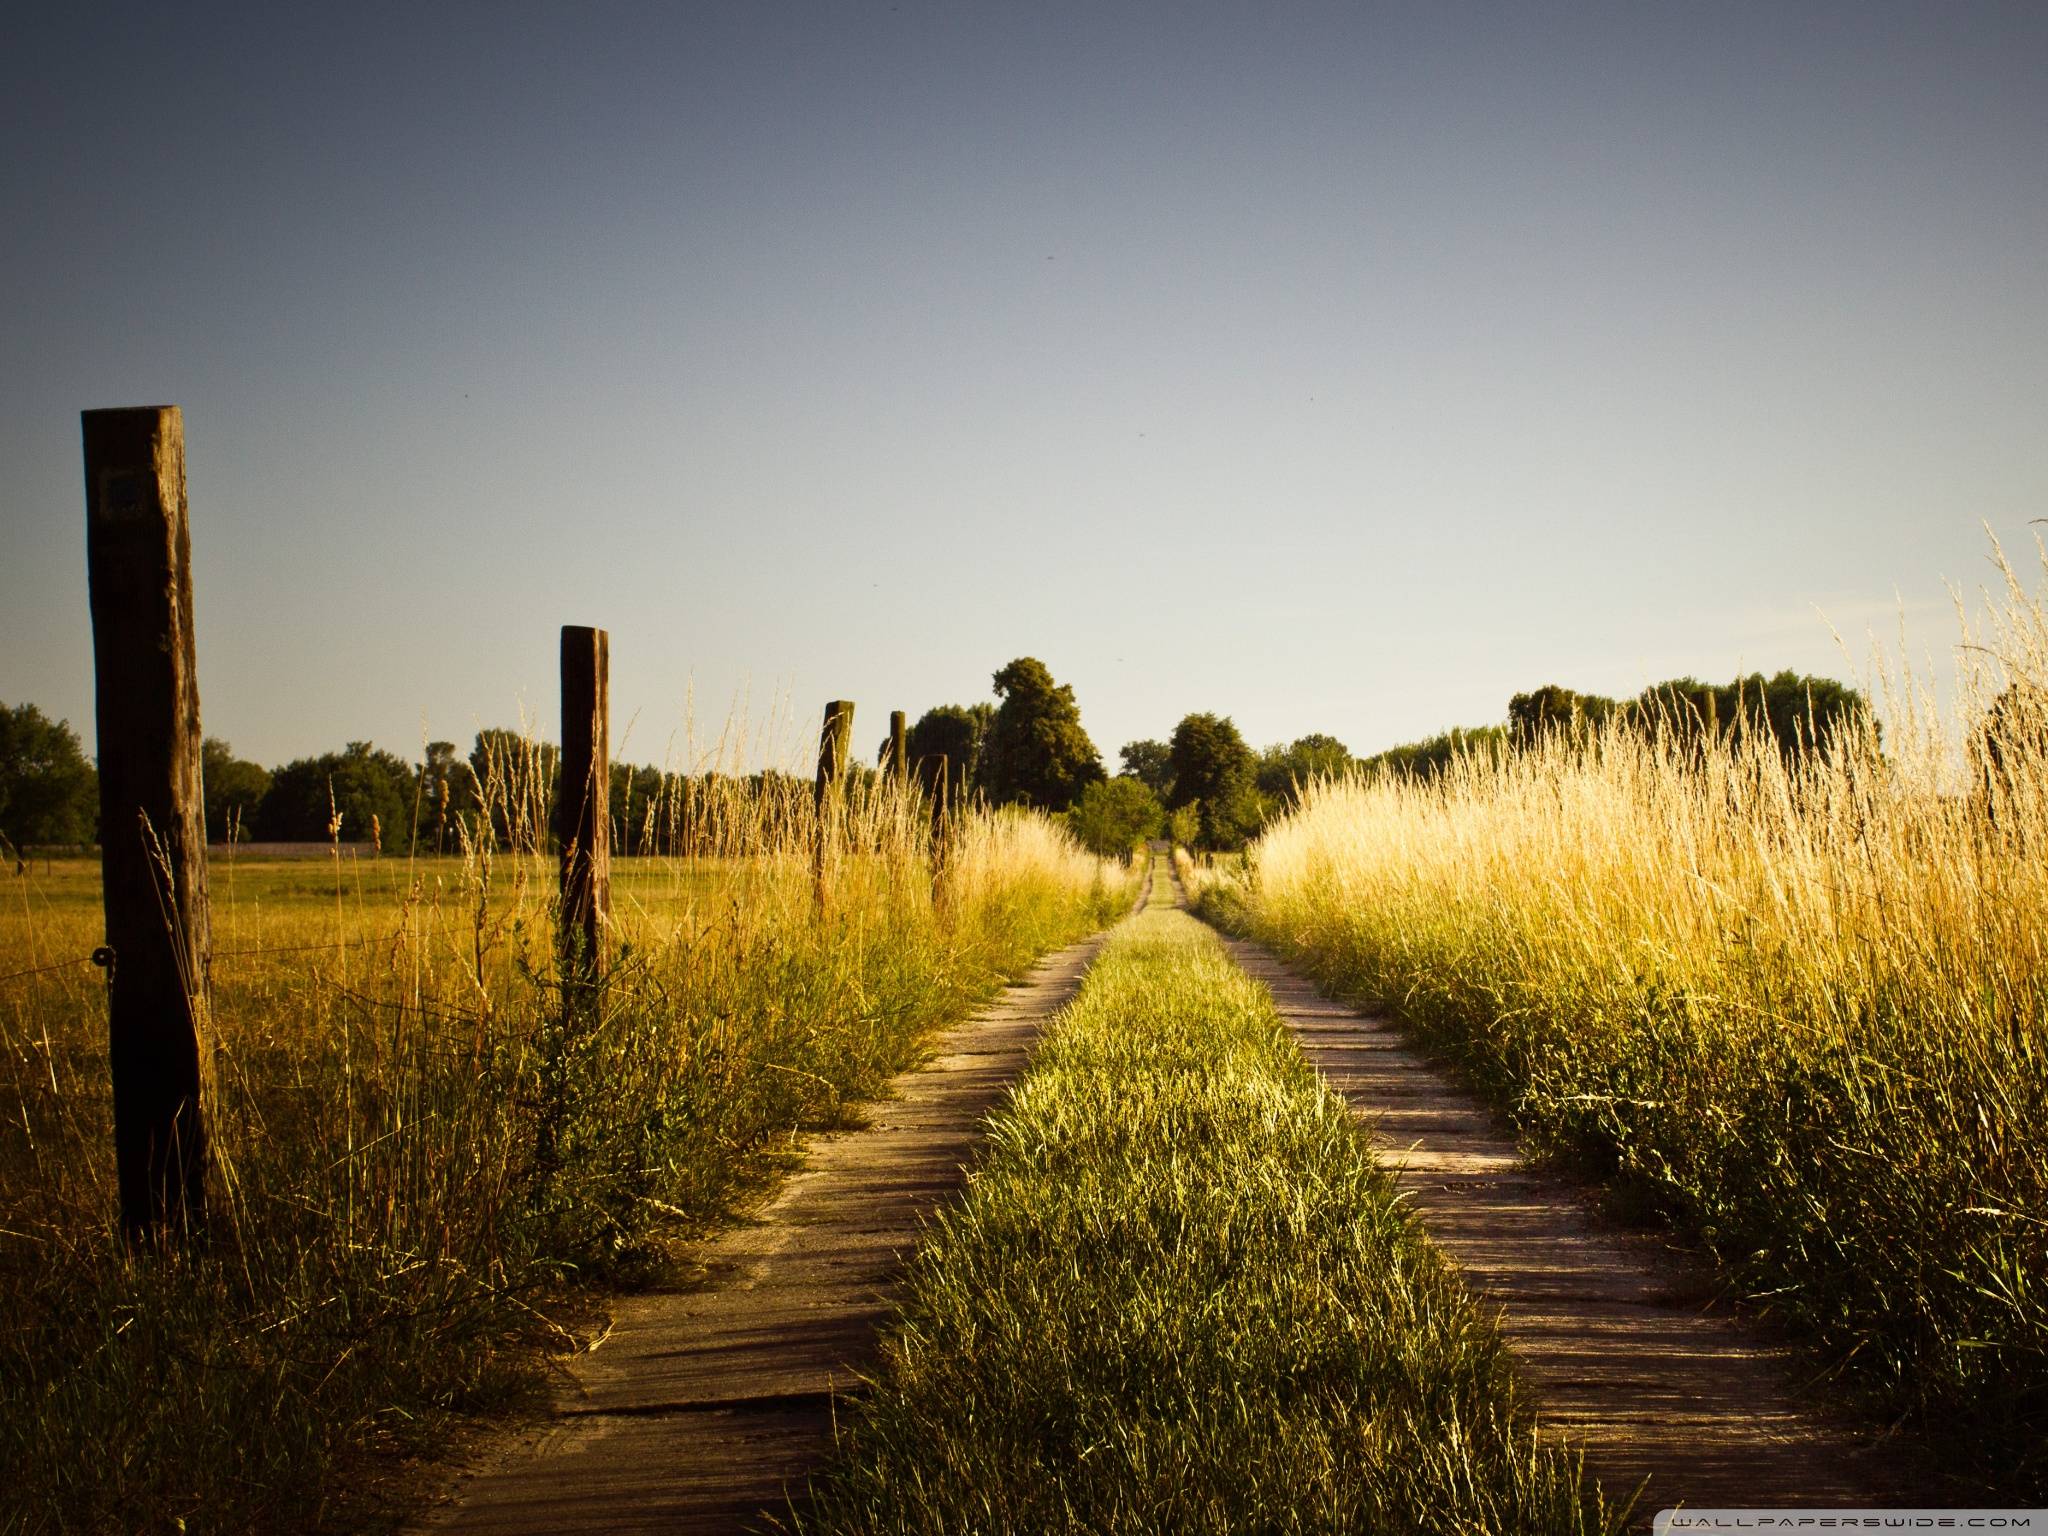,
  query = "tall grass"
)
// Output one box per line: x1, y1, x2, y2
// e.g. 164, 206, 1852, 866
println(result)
802, 881, 1622, 1536
1245, 544, 2048, 1497
0, 747, 1126, 1535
